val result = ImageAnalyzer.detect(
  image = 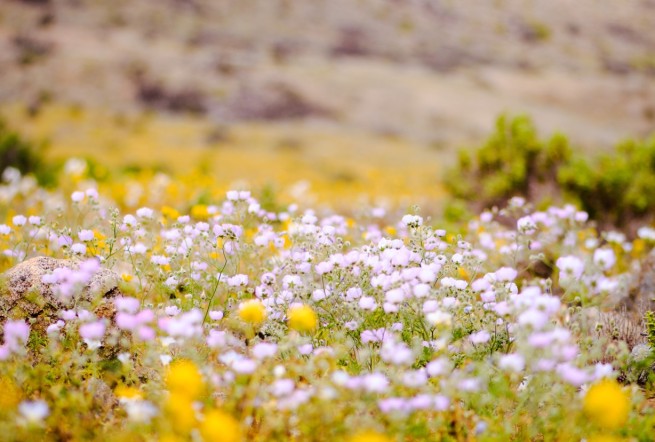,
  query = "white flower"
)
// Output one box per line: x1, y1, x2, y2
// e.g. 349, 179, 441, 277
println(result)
401, 214, 423, 228
270, 379, 295, 397
71, 243, 87, 254
469, 330, 491, 344
556, 255, 584, 281
426, 310, 452, 326
124, 400, 158, 423
71, 191, 85, 203
495, 267, 518, 282
12, 215, 26, 226
517, 216, 536, 234
358, 296, 377, 311
362, 373, 389, 393
136, 207, 154, 219
638, 227, 655, 241
79, 230, 95, 242
19, 400, 49, 425
593, 248, 616, 271
252, 343, 277, 359
123, 214, 138, 226
499, 353, 525, 372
